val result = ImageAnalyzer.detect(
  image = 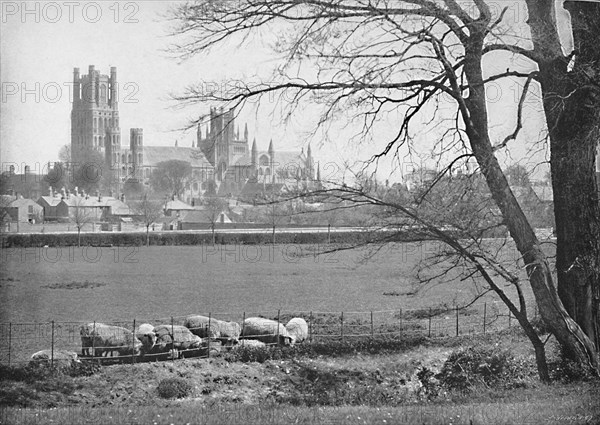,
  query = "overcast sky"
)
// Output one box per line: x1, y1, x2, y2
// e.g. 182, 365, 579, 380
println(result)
0, 2, 325, 170
1, 1, 572, 181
